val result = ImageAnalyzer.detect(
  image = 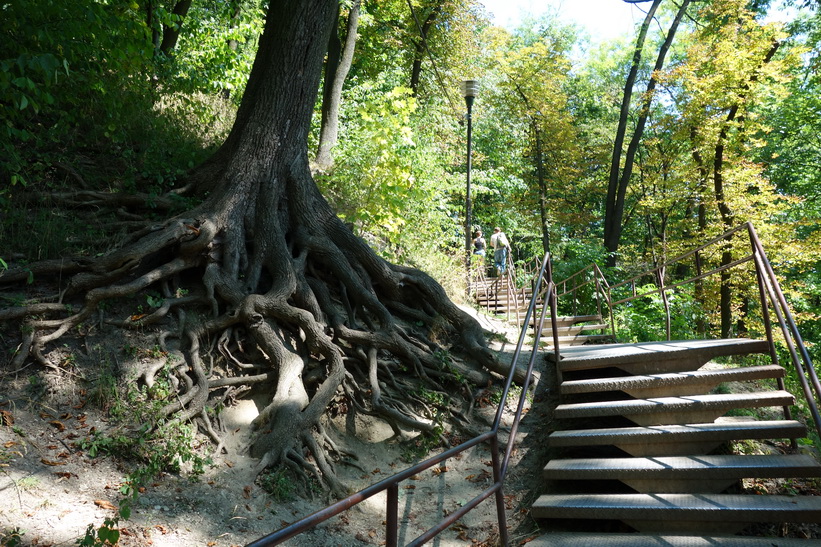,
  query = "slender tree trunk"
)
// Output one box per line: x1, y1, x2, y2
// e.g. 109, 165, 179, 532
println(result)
159, 0, 193, 56
713, 40, 780, 338
605, 0, 690, 266
604, 0, 661, 266
532, 121, 551, 256
408, 1, 441, 97
316, 0, 361, 171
